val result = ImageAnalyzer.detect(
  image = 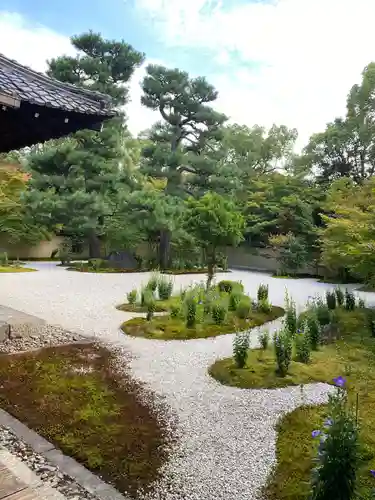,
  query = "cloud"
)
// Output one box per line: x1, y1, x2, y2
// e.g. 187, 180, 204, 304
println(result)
135, 0, 375, 147
0, 11, 157, 136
